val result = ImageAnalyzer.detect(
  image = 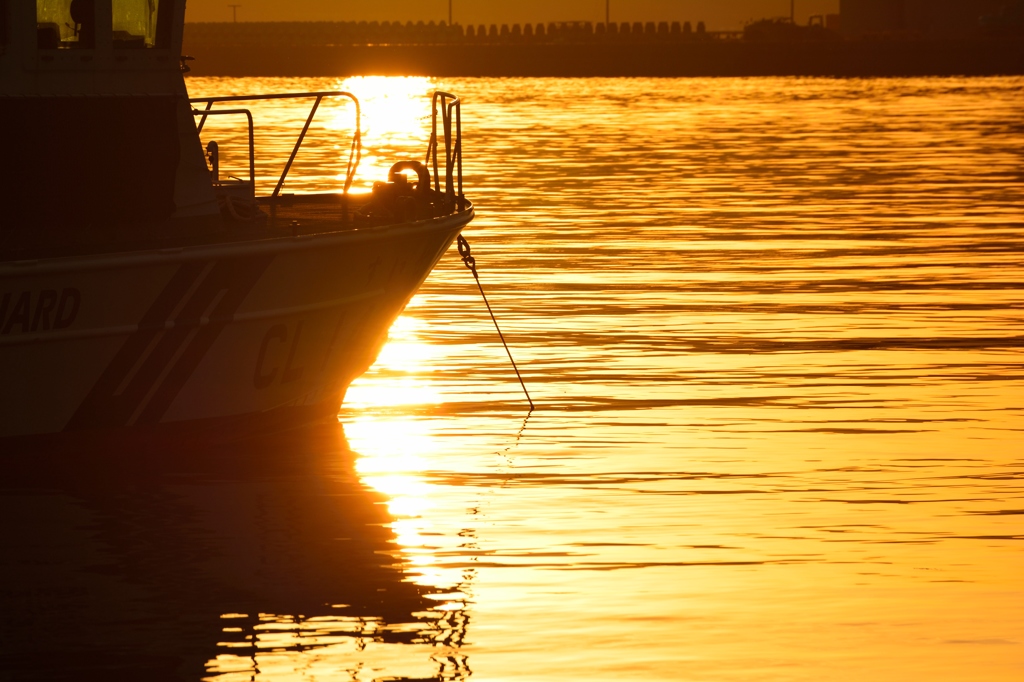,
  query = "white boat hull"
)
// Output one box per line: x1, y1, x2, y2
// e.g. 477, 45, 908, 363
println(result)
0, 210, 472, 440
